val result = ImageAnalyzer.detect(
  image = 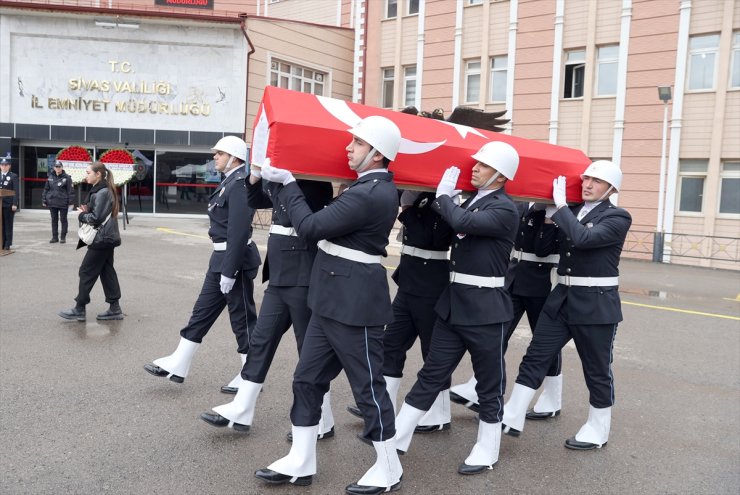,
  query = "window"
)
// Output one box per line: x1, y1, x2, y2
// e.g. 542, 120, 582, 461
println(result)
386, 0, 398, 18
464, 60, 481, 103
687, 34, 719, 91
270, 59, 326, 96
596, 45, 619, 96
678, 160, 707, 213
382, 68, 395, 108
468, 0, 482, 4
490, 56, 508, 102
564, 50, 585, 99
408, 0, 419, 15
719, 162, 740, 214
731, 32, 740, 88
403, 65, 416, 107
